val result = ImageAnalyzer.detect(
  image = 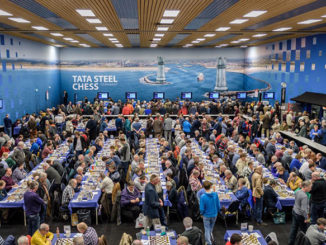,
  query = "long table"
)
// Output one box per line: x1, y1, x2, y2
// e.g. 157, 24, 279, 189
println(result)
224, 230, 267, 245
0, 141, 70, 225
68, 139, 114, 225
191, 139, 238, 208
141, 230, 177, 245
280, 130, 326, 154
